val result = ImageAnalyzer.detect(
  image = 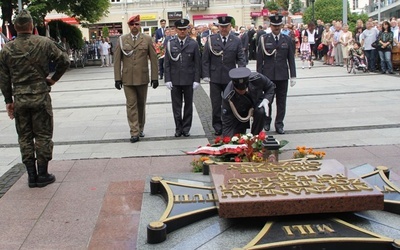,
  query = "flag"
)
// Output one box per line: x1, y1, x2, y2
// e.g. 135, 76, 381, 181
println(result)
45, 23, 50, 37
5, 24, 12, 40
